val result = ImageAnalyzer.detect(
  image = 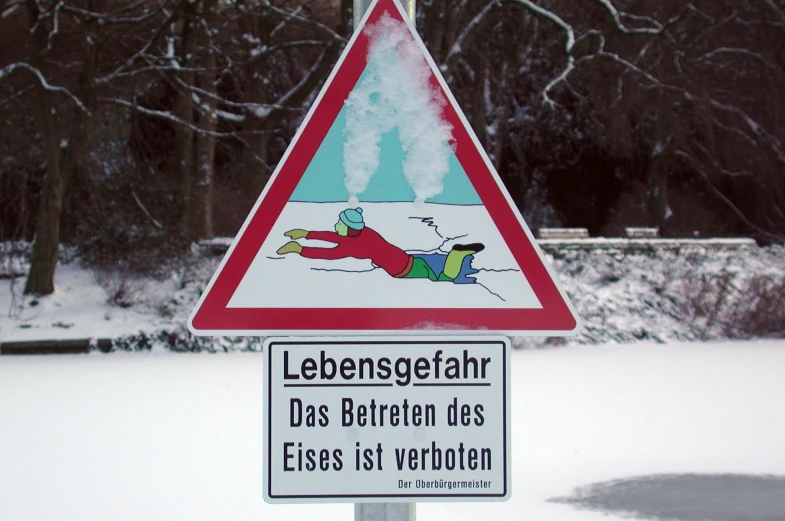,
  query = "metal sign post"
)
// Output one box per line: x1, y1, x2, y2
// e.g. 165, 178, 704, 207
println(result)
353, 2, 415, 517
355, 0, 414, 29
355, 503, 415, 521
